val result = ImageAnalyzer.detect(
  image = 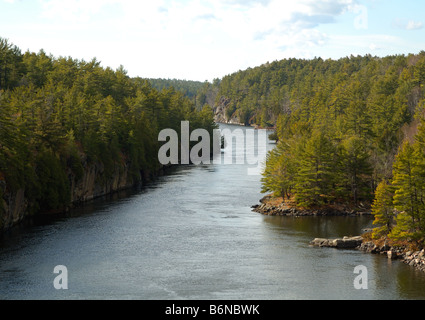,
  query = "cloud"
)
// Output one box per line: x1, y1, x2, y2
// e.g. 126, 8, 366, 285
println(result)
393, 18, 424, 31
194, 13, 219, 21
288, 12, 336, 29
38, 0, 355, 40
39, 0, 168, 24
217, 0, 272, 7
33, 0, 363, 80
326, 33, 402, 58
40, 0, 116, 22
369, 43, 379, 51
306, 0, 355, 16
406, 20, 423, 30
226, 0, 357, 55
